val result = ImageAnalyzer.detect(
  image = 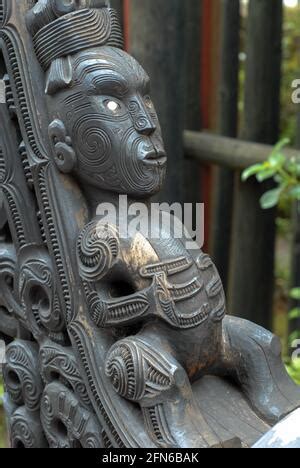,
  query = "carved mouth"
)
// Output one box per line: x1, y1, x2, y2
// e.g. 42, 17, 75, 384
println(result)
142, 150, 167, 167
